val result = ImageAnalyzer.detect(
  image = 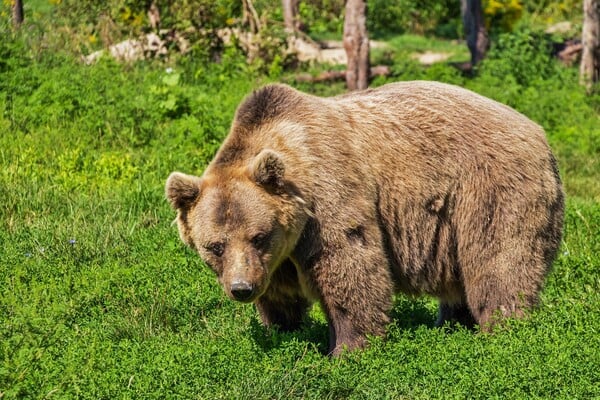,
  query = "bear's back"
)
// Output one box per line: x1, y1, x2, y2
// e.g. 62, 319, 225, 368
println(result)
329, 81, 547, 154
